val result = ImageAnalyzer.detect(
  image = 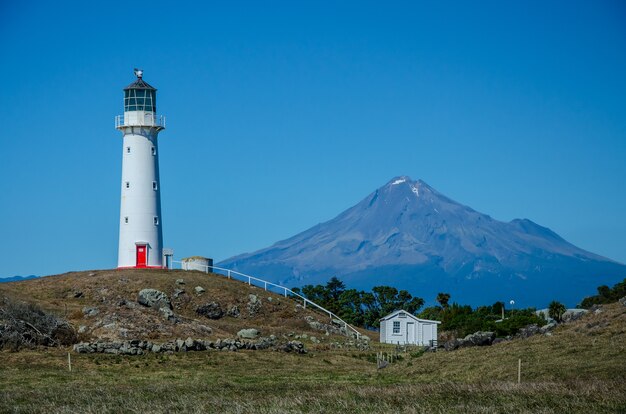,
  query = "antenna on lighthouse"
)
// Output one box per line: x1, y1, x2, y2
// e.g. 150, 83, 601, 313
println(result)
134, 68, 143, 78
